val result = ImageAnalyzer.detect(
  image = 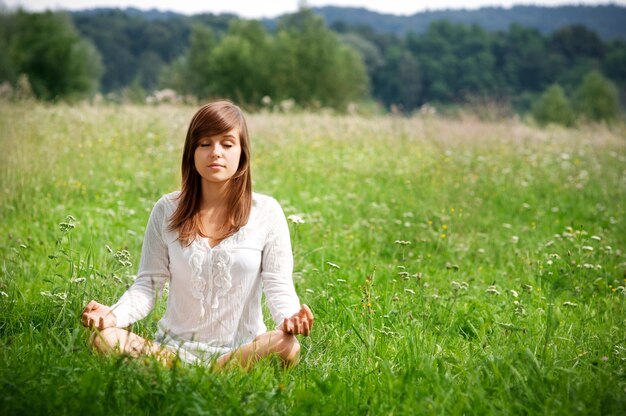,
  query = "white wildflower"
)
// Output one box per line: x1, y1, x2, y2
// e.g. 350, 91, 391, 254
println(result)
591, 235, 602, 241
287, 215, 304, 224
0, 291, 8, 298
305, 288, 314, 294
582, 246, 594, 252
563, 301, 578, 307
511, 236, 519, 244
509, 289, 519, 298
486, 285, 501, 295
71, 277, 86, 283
404, 288, 416, 295
394, 240, 411, 245
503, 223, 512, 229
326, 262, 340, 270
451, 281, 469, 291
336, 279, 346, 283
